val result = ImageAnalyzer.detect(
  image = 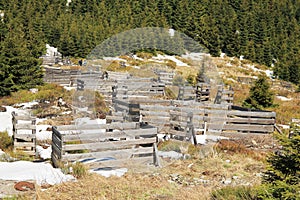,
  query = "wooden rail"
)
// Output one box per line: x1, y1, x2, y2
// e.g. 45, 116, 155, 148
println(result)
51, 122, 160, 169
12, 112, 36, 156
110, 99, 276, 144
